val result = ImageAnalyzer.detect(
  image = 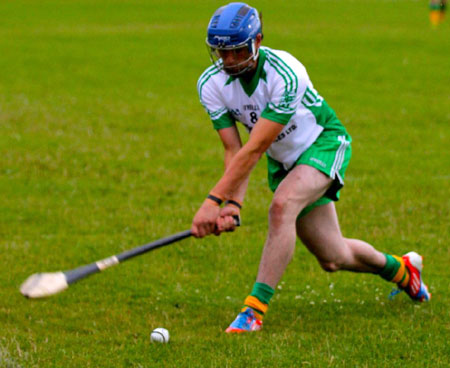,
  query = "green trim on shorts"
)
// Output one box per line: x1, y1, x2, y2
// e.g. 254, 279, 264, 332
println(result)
267, 119, 352, 218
